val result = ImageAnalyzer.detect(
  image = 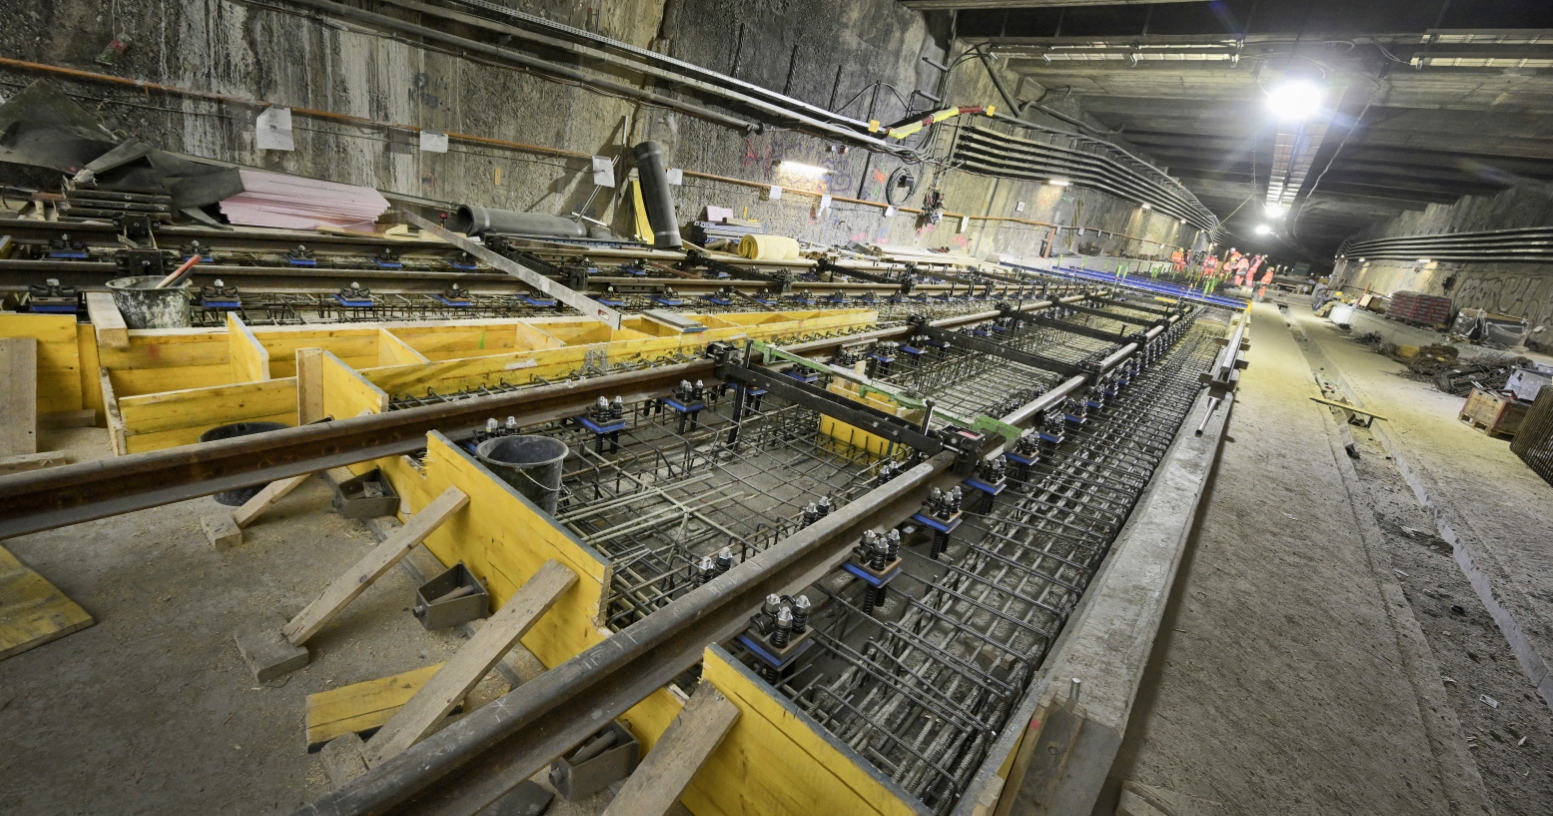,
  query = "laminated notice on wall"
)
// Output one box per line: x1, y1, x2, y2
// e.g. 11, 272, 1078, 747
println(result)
768, 185, 782, 200
592, 155, 617, 187
819, 194, 832, 213
255, 107, 295, 152
959, 215, 969, 233
666, 168, 684, 185
420, 130, 449, 153
885, 206, 897, 218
